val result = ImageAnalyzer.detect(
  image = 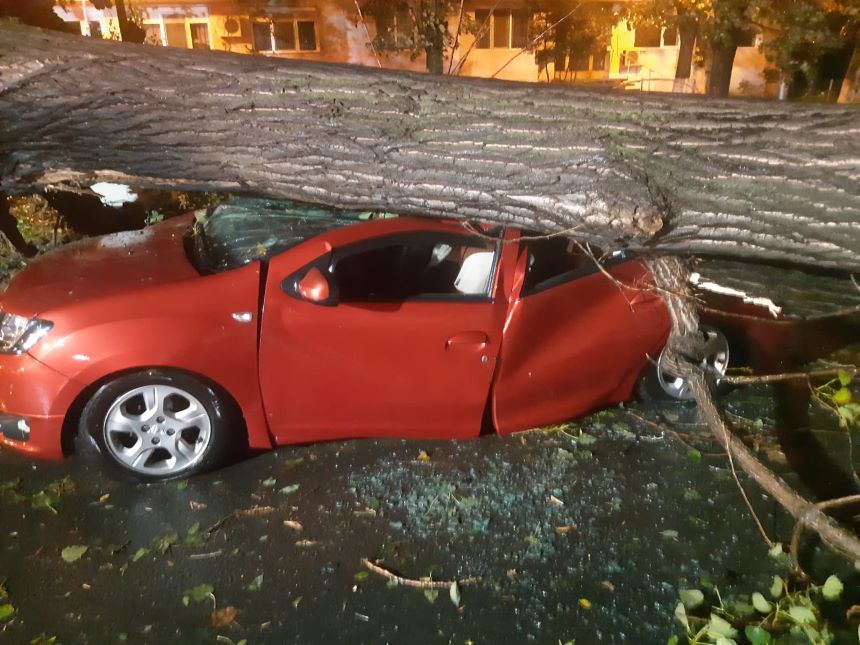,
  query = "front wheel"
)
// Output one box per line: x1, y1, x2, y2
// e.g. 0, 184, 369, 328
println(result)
638, 325, 731, 402
79, 369, 236, 482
